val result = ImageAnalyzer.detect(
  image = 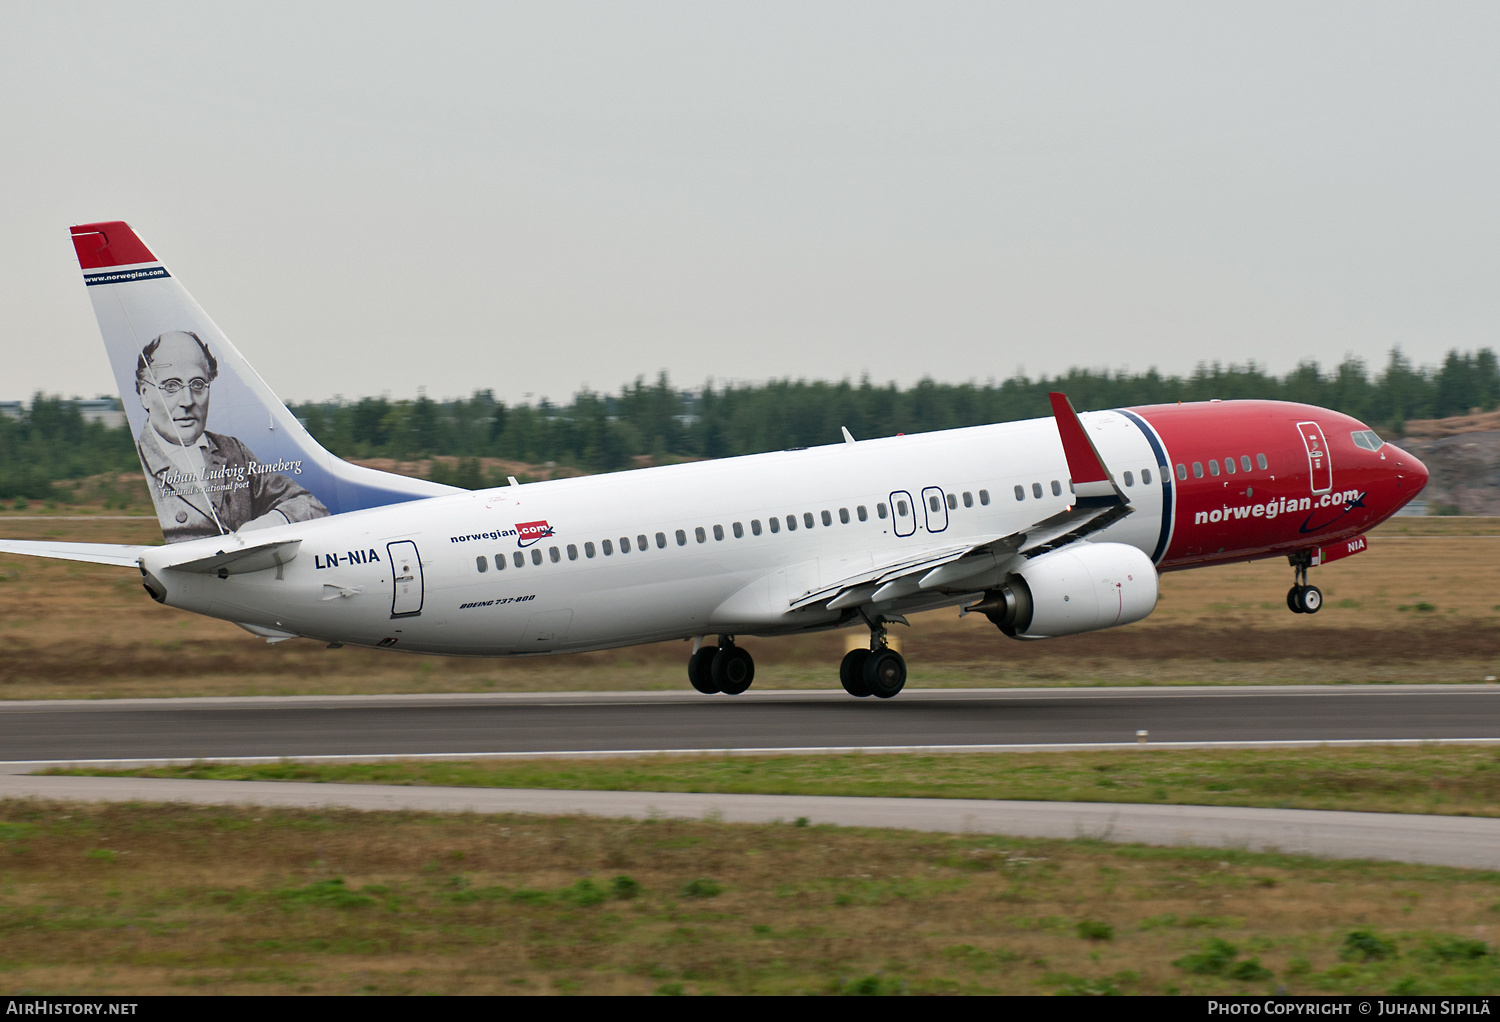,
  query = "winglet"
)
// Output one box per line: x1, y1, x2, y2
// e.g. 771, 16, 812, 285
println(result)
1048, 392, 1124, 507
